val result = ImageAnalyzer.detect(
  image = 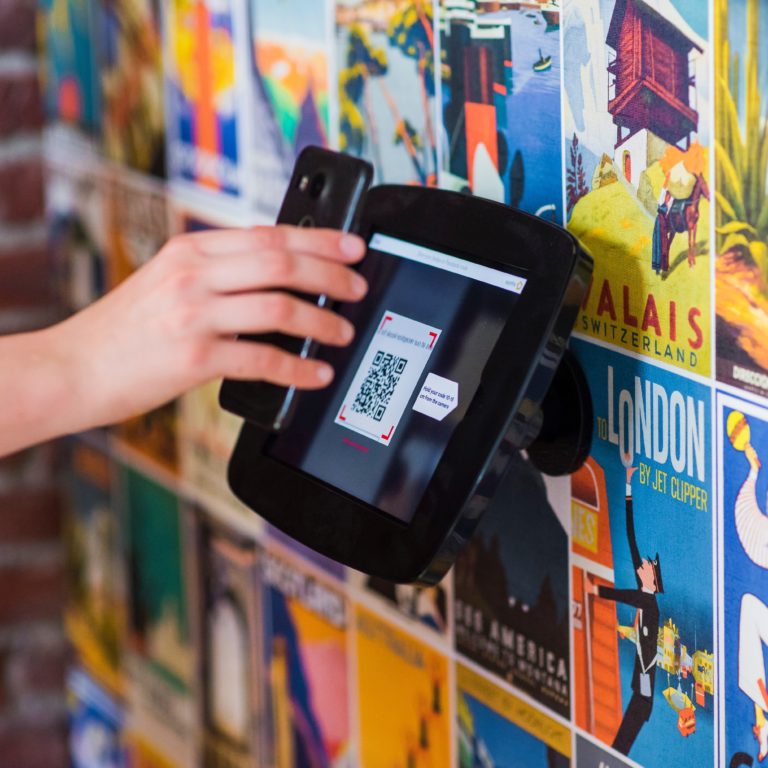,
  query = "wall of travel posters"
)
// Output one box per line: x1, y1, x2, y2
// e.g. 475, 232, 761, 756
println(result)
42, 0, 768, 766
